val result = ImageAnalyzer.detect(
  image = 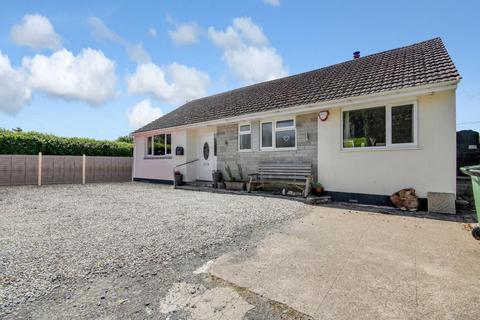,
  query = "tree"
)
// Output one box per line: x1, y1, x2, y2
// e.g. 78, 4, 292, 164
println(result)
116, 135, 133, 143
